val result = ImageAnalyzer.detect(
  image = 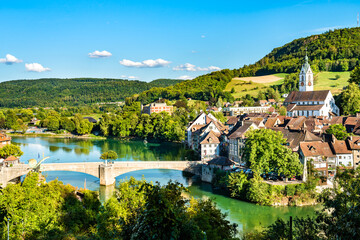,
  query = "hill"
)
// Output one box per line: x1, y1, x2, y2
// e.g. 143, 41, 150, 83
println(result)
0, 78, 181, 107
135, 27, 360, 104
224, 71, 350, 99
